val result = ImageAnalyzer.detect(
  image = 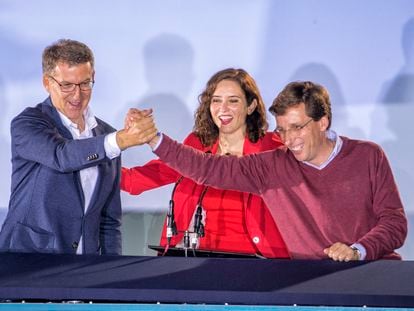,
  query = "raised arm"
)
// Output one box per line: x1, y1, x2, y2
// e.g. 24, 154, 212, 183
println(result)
121, 133, 207, 195
151, 134, 276, 195
12, 109, 110, 172
12, 107, 157, 173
